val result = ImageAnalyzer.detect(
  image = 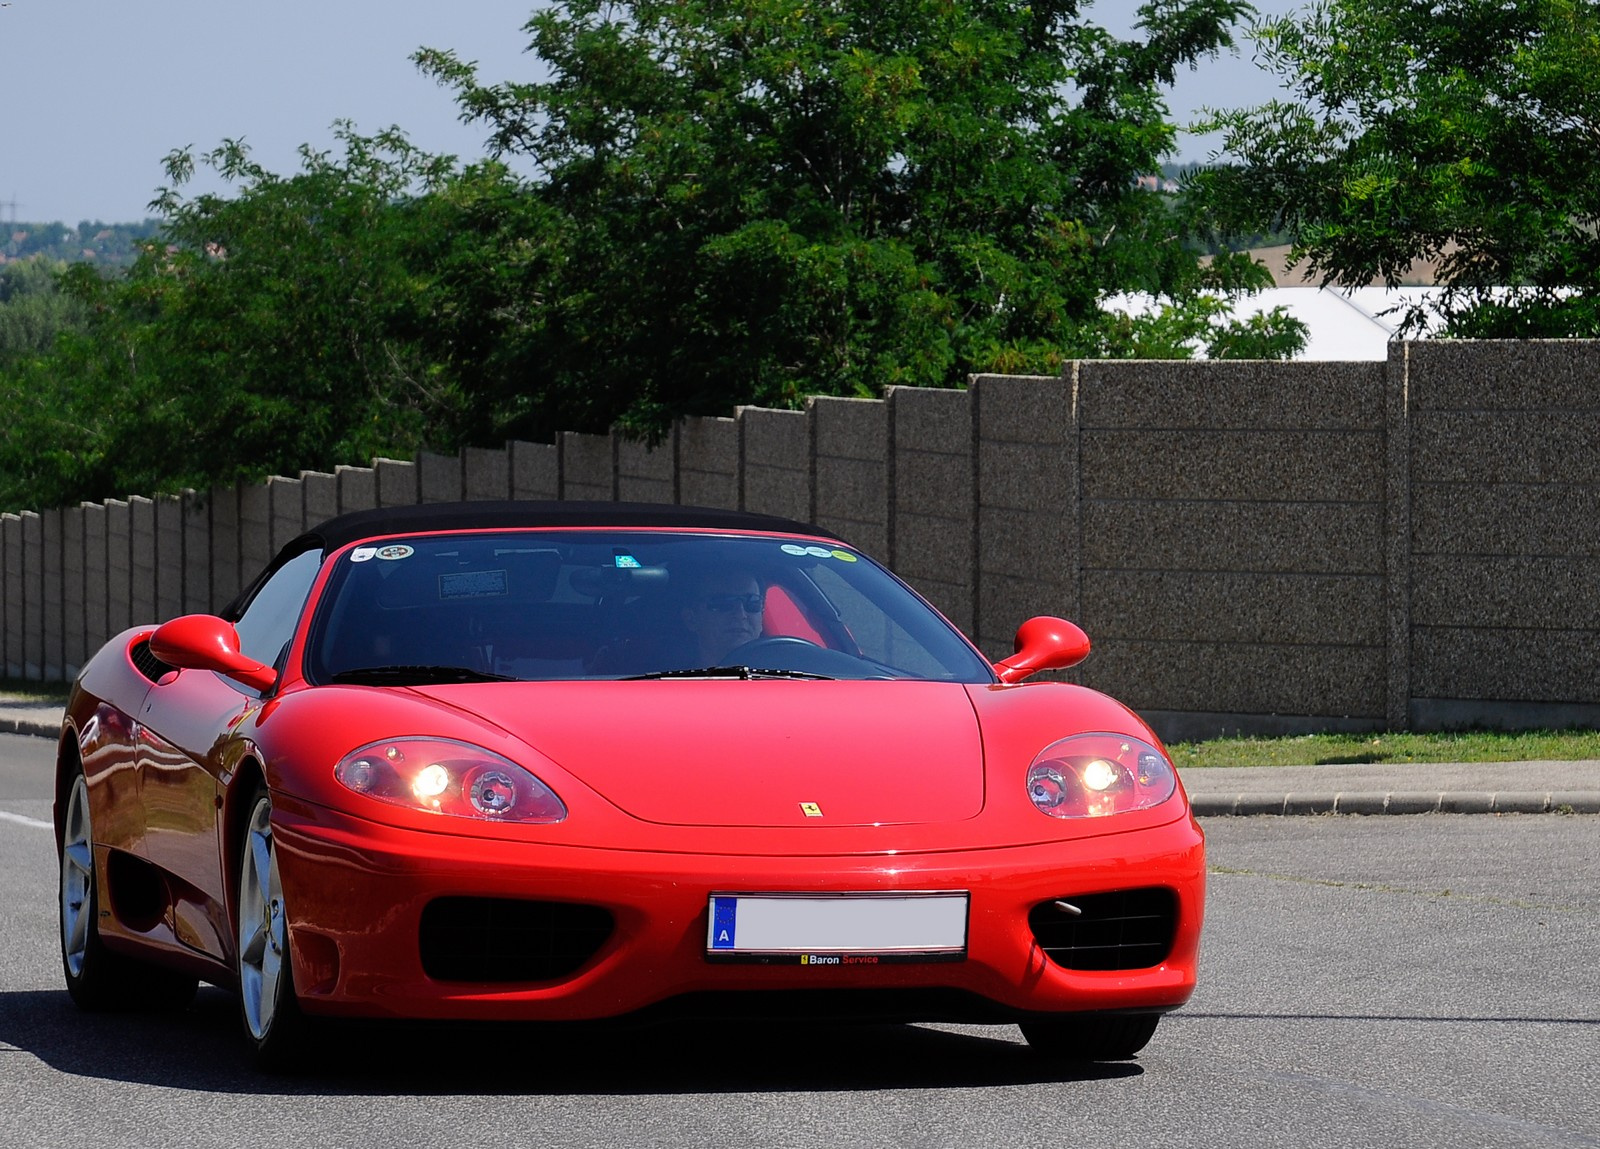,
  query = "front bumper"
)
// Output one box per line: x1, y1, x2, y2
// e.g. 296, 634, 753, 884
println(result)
271, 798, 1206, 1023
